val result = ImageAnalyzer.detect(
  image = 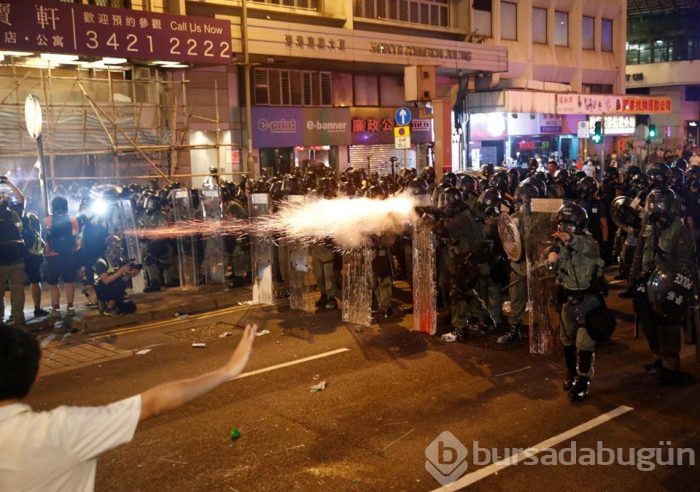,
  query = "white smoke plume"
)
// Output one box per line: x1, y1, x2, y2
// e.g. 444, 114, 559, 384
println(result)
253, 194, 419, 250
